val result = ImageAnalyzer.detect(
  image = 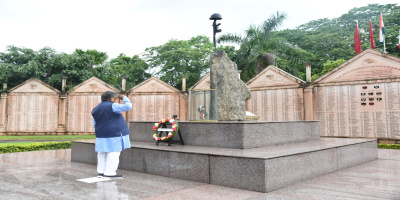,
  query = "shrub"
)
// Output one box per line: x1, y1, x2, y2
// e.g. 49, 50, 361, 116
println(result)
0, 141, 71, 154
378, 143, 400, 150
